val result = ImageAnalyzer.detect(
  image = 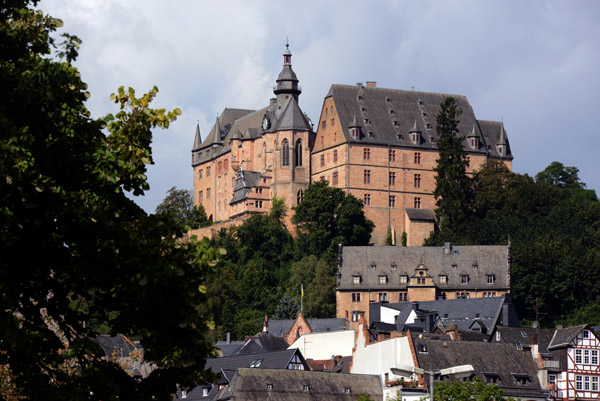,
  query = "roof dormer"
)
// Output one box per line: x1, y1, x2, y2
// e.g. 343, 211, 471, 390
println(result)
409, 121, 421, 144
